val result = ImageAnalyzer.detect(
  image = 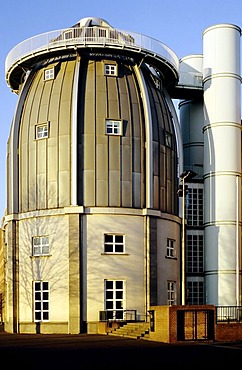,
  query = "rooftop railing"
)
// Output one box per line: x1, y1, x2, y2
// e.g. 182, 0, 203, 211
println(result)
5, 26, 179, 79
